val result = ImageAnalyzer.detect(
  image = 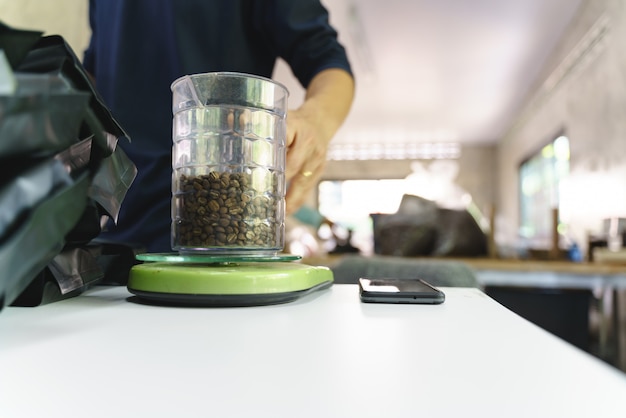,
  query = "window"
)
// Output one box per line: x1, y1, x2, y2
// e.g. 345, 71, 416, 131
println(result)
519, 135, 570, 247
317, 179, 408, 254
